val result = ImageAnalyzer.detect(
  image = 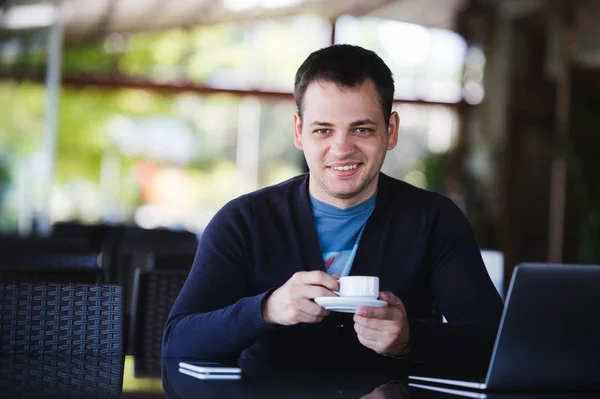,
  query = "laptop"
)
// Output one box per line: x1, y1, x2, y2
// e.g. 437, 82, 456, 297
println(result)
409, 263, 600, 391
